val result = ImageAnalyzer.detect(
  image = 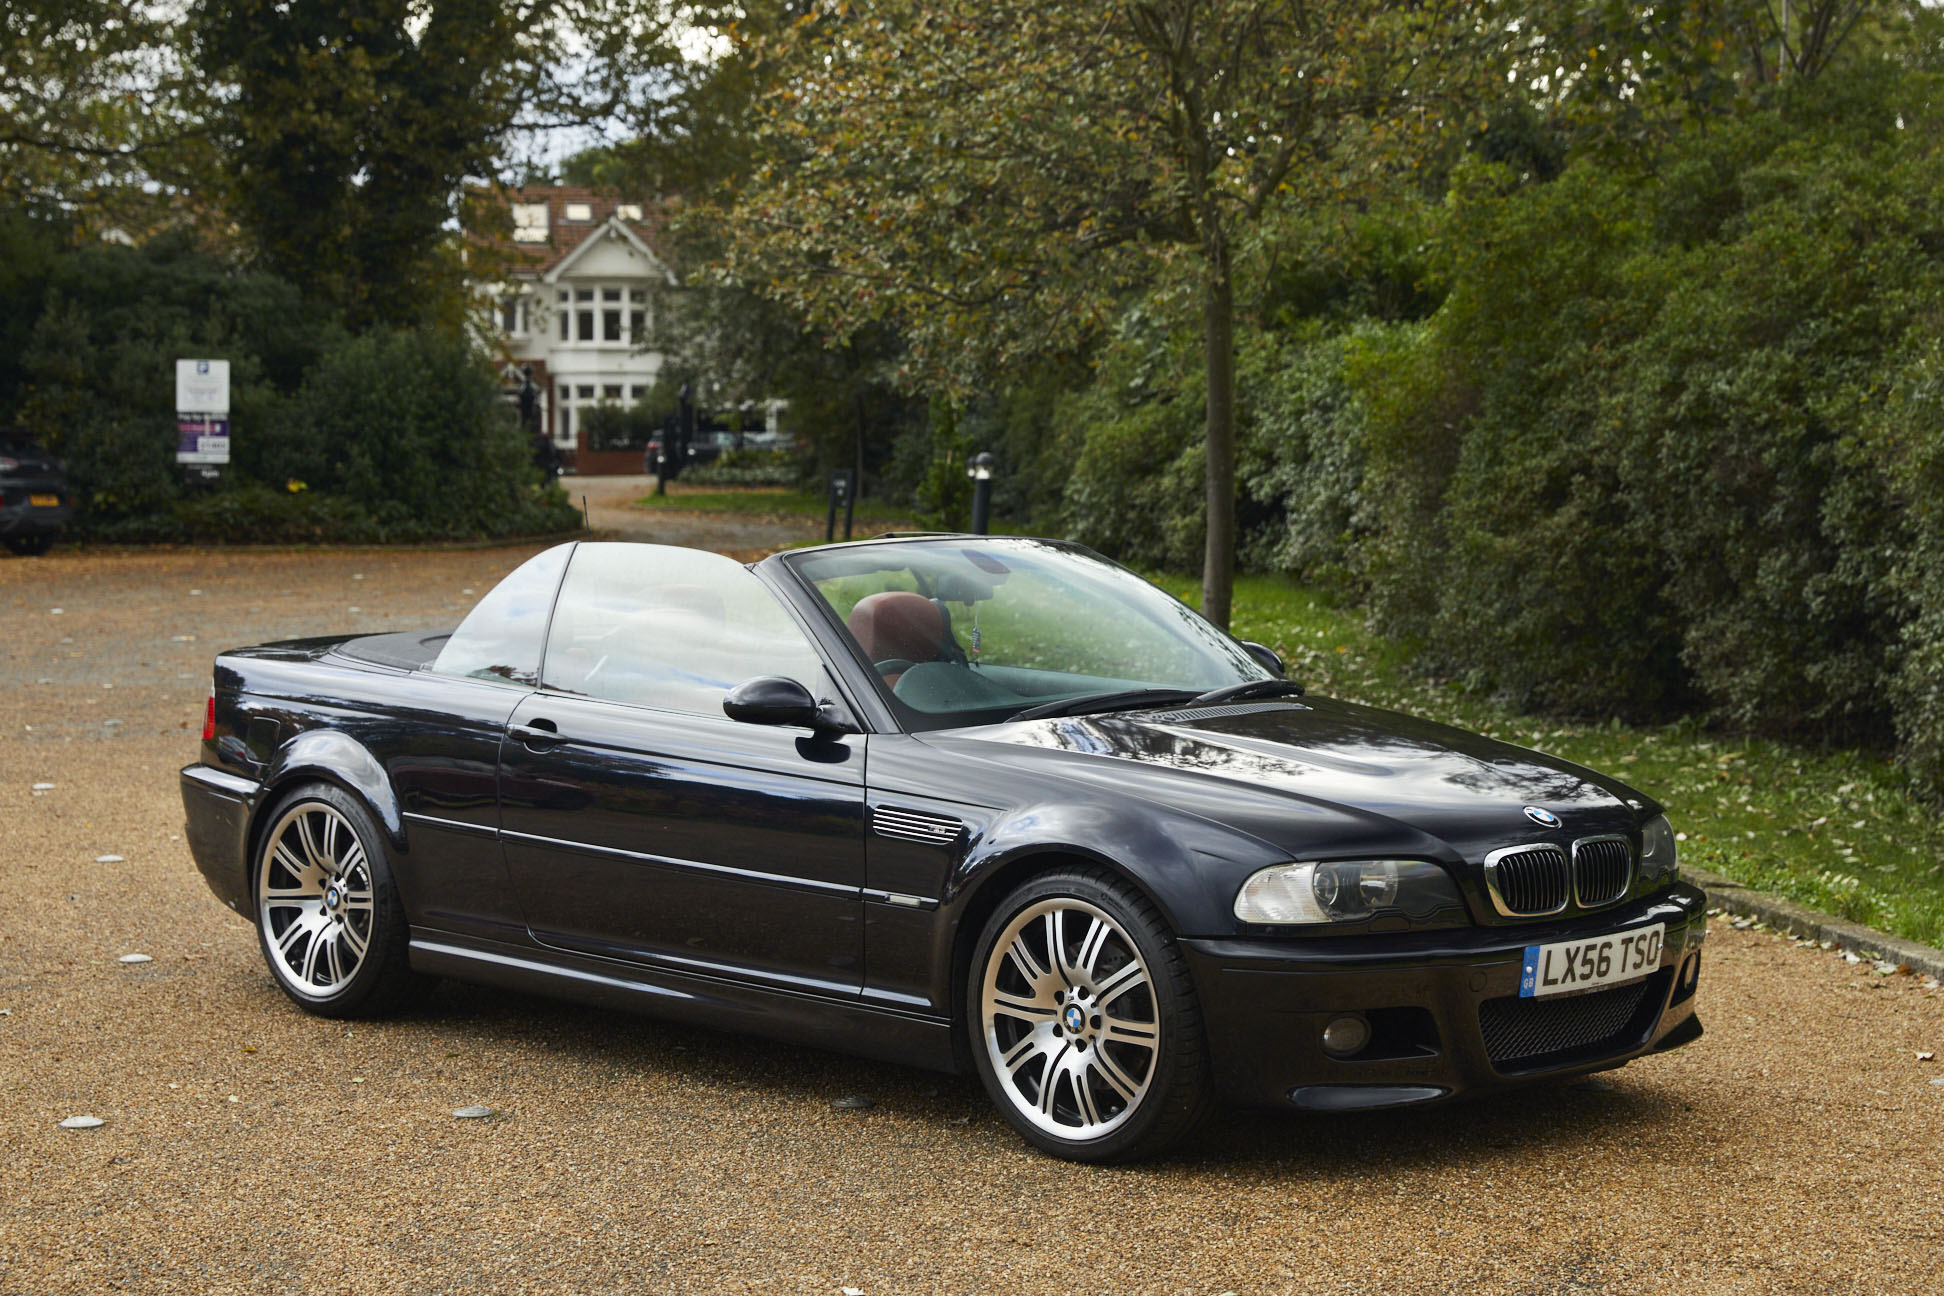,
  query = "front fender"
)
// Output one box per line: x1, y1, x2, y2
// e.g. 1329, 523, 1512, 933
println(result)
949, 798, 1284, 940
